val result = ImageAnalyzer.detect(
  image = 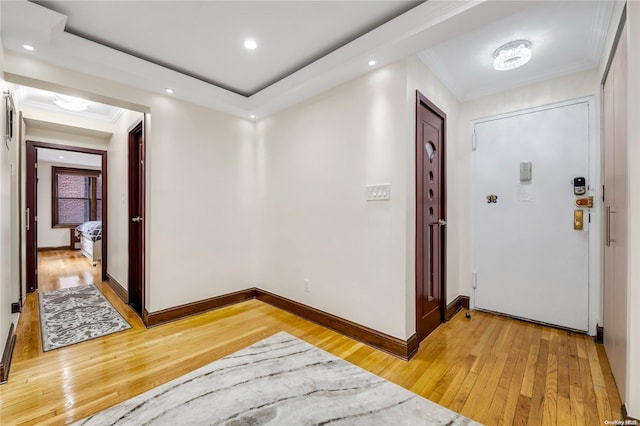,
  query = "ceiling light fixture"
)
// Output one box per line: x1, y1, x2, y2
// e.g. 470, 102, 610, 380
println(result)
244, 39, 257, 50
249, 114, 256, 119
165, 88, 174, 94
493, 40, 532, 71
368, 60, 376, 66
23, 44, 35, 51
58, 156, 65, 159
52, 94, 90, 112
